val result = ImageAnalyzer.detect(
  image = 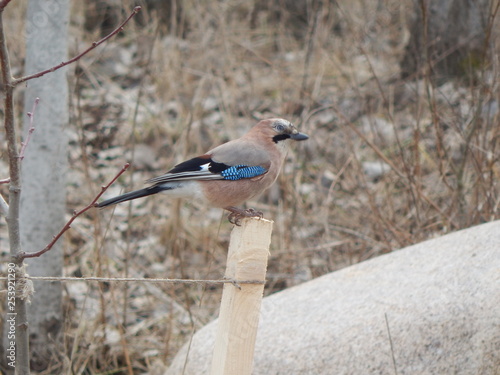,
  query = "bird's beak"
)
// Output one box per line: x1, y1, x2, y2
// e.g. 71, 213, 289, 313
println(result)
290, 131, 309, 141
